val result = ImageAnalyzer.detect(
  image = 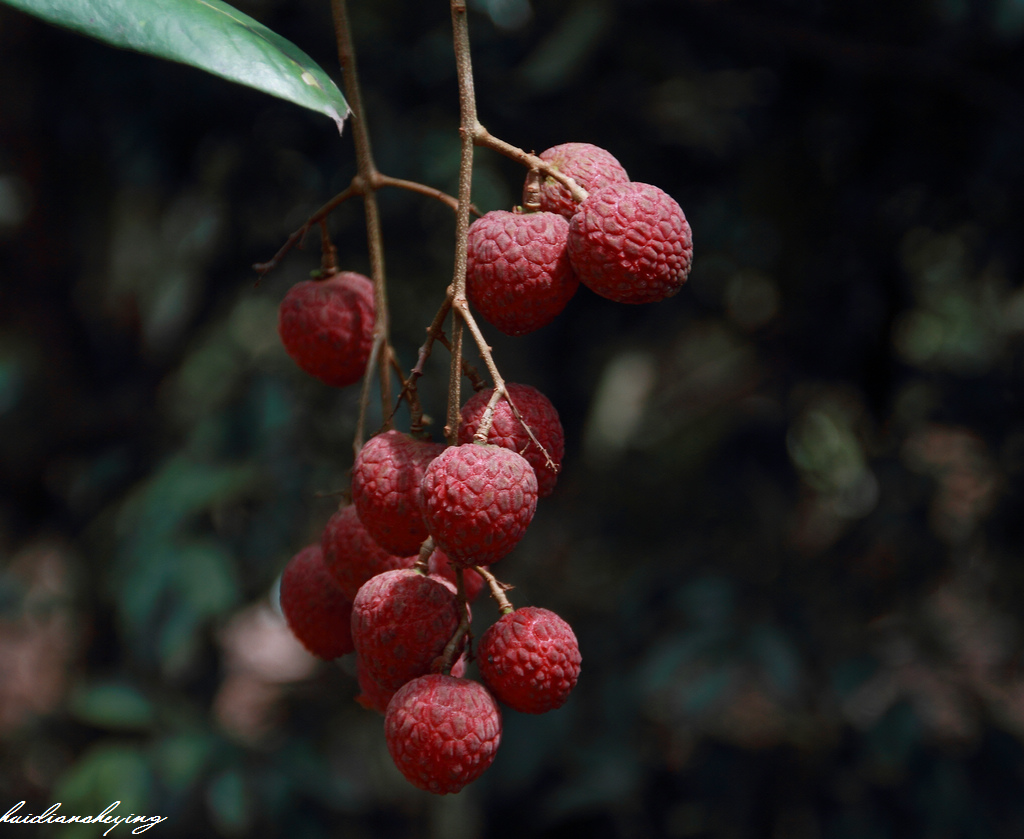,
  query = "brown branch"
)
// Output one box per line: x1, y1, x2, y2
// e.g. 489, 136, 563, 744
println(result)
332, 0, 392, 431
475, 565, 514, 615
473, 123, 589, 204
